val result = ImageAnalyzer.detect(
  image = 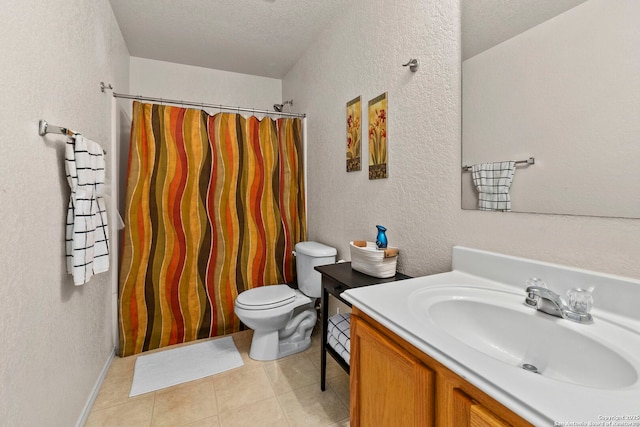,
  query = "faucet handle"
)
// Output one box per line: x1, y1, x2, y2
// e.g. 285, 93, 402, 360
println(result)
567, 288, 594, 314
